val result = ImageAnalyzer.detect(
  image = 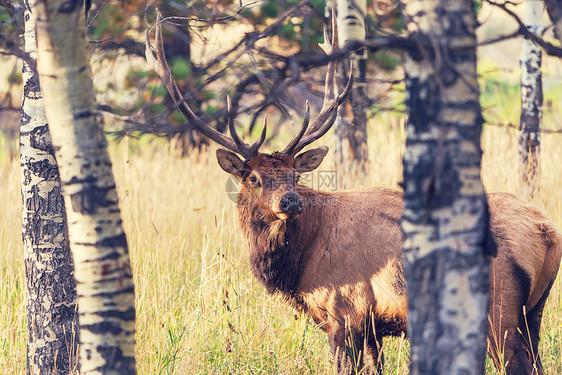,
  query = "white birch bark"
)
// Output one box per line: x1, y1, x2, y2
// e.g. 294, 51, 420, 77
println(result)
33, 0, 136, 373
519, 0, 544, 199
334, 0, 369, 185
21, 4, 78, 374
399, 1, 491, 374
